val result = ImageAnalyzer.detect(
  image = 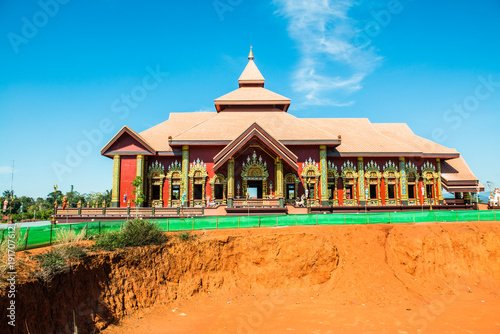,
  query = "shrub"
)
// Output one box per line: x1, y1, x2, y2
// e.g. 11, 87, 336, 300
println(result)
94, 218, 167, 251
55, 226, 86, 245
60, 245, 87, 259
35, 250, 68, 279
33, 225, 88, 283
0, 240, 9, 278
33, 245, 86, 283
93, 231, 123, 251
177, 232, 196, 241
